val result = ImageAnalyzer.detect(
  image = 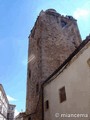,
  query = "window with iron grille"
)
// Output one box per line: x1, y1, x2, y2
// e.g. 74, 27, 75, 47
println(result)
45, 100, 49, 110
36, 83, 39, 94
59, 86, 66, 103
